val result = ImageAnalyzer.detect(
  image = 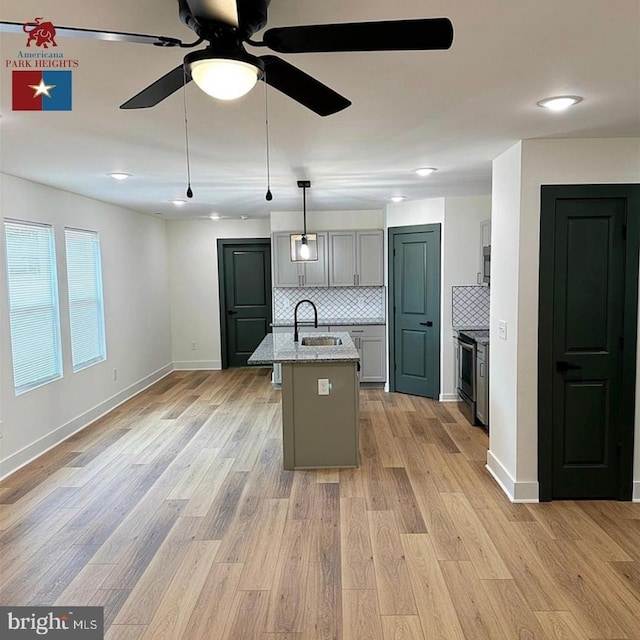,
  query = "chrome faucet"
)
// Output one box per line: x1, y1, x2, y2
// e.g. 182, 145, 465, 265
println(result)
293, 299, 318, 342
